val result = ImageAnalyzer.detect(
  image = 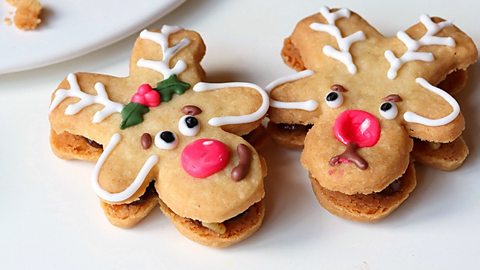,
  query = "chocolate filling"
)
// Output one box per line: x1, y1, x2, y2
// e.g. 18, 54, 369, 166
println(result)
130, 181, 157, 206
276, 123, 313, 132
378, 179, 403, 196
81, 136, 103, 149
